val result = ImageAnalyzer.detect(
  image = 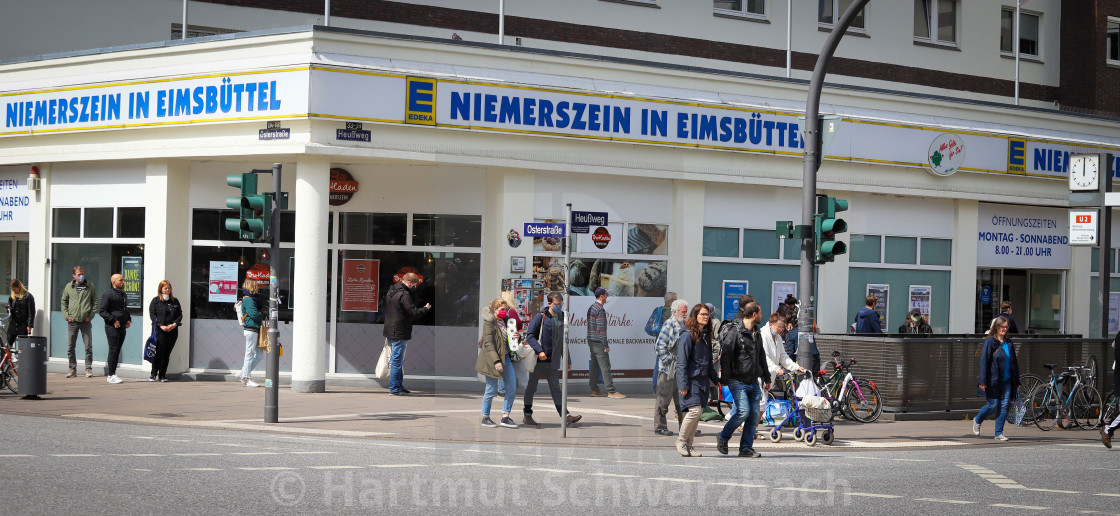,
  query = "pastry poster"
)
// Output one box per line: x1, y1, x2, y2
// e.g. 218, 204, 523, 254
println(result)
626, 224, 668, 255
208, 261, 239, 303
866, 283, 889, 332
532, 219, 565, 253
341, 259, 379, 312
